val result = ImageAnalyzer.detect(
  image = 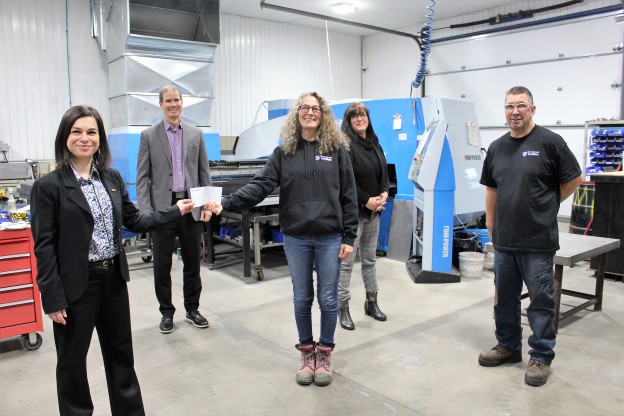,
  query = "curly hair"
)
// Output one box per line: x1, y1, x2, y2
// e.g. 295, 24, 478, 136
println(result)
280, 92, 349, 156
